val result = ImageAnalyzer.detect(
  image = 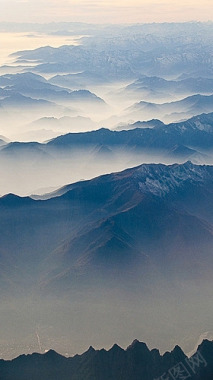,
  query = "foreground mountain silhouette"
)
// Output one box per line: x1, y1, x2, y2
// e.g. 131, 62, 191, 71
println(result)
0, 339, 212, 379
